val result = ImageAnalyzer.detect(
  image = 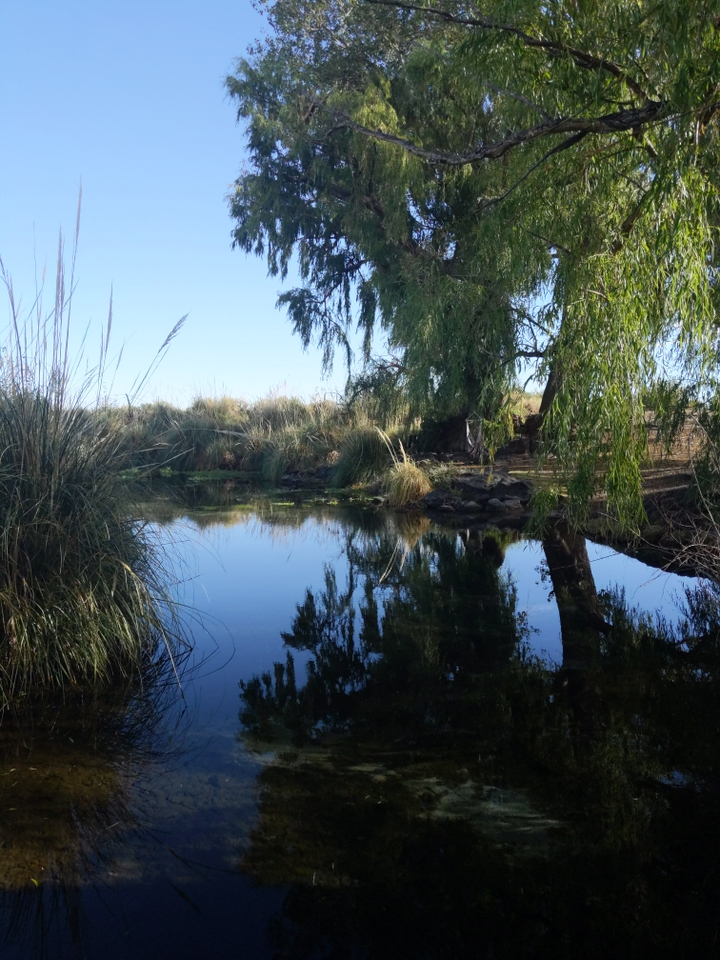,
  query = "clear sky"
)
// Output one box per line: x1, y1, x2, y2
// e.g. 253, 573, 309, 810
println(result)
0, 1, 355, 406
